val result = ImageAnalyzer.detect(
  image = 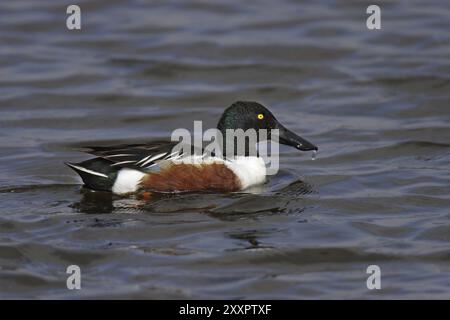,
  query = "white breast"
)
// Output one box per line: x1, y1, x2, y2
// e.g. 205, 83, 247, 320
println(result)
224, 156, 266, 190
